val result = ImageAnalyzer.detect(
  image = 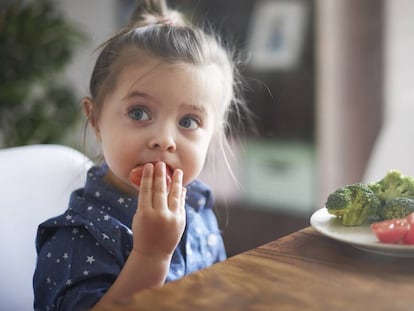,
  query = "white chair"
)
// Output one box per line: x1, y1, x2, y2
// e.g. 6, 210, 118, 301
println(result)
0, 144, 93, 310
